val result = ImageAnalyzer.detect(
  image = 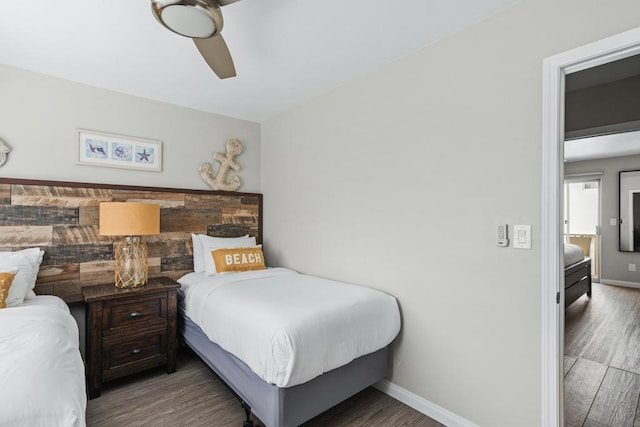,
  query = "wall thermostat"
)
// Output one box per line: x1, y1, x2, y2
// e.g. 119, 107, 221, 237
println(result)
497, 224, 509, 247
